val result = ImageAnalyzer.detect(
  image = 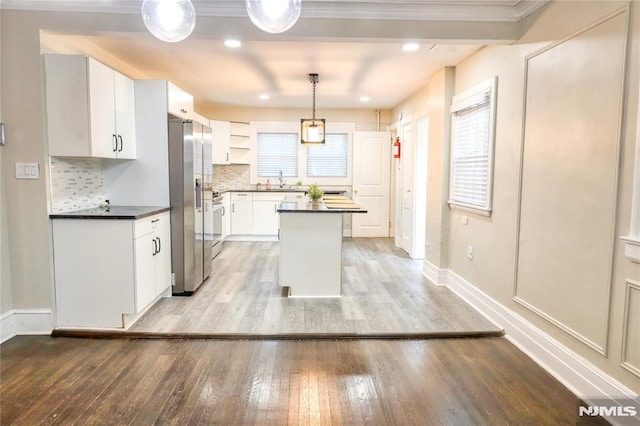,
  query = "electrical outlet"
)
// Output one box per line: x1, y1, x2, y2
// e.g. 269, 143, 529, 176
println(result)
467, 246, 474, 260
462, 215, 469, 225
